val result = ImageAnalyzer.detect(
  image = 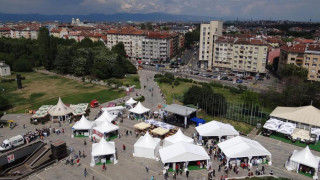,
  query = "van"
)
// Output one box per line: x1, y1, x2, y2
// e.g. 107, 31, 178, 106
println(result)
0, 135, 24, 152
